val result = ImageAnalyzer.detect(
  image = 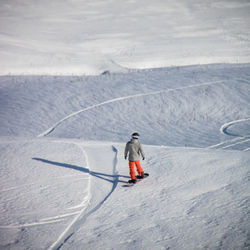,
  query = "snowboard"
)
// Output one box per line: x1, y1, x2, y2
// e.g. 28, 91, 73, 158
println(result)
123, 173, 149, 187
